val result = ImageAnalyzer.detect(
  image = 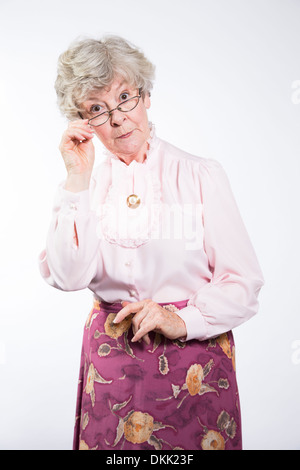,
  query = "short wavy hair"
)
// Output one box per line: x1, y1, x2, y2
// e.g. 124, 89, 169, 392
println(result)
54, 35, 156, 120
